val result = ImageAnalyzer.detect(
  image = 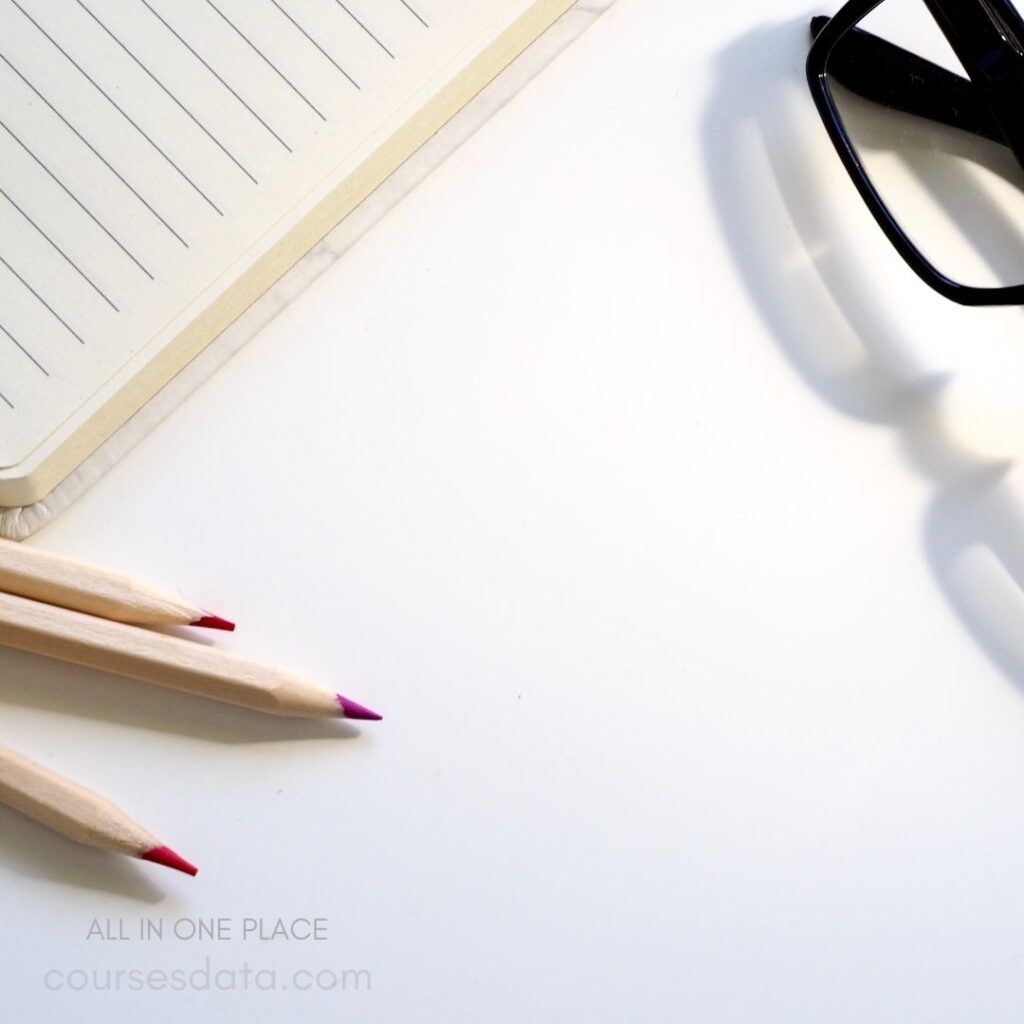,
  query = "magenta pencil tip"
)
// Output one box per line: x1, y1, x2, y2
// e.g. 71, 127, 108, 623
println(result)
336, 695, 383, 721
191, 613, 236, 632
141, 845, 199, 877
